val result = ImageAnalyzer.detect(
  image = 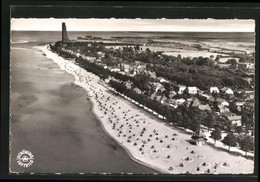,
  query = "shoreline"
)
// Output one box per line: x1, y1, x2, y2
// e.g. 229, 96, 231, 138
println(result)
39, 45, 168, 173
40, 44, 254, 174
39, 44, 163, 174
90, 99, 164, 174
10, 44, 157, 174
